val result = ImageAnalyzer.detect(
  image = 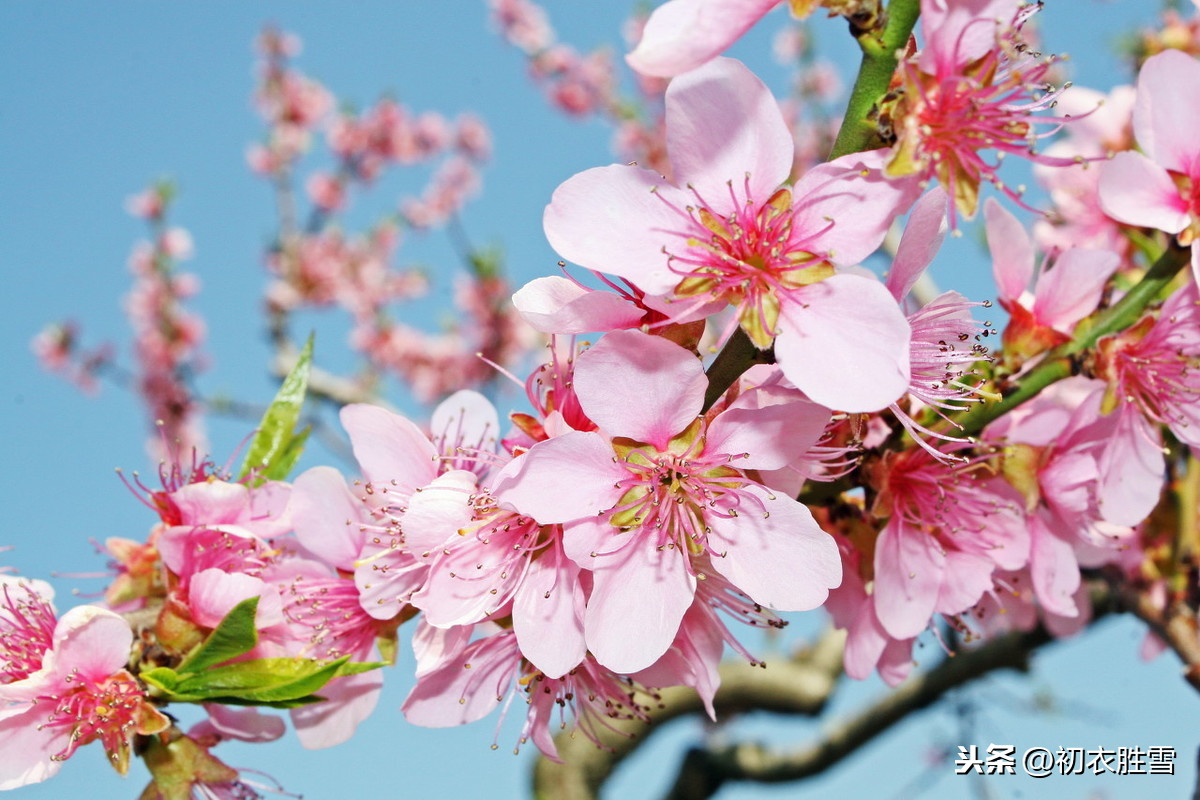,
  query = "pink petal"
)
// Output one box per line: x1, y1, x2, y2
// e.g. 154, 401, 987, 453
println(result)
793, 150, 922, 265
626, 0, 781, 78
888, 187, 949, 301
412, 529, 524, 628
984, 198, 1033, 304
402, 470, 478, 556
196, 704, 286, 743
492, 432, 626, 523
1096, 407, 1164, 527
706, 486, 841, 610
573, 330, 706, 447
843, 604, 891, 681
171, 480, 250, 525
339, 404, 438, 494
934, 550, 995, 617
584, 542, 696, 673
512, 549, 587, 679
50, 605, 134, 682
1134, 49, 1200, 176
705, 391, 831, 471
412, 619, 473, 678
290, 467, 363, 572
354, 545, 428, 621
291, 670, 383, 750
431, 390, 499, 460
512, 276, 645, 334
919, 0, 1021, 73
1032, 248, 1121, 333
633, 604, 724, 719
0, 705, 64, 790
1098, 151, 1189, 234
188, 570, 283, 631
543, 165, 691, 296
665, 57, 793, 201
402, 635, 519, 728
872, 521, 945, 639
1028, 516, 1080, 618
774, 274, 911, 413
